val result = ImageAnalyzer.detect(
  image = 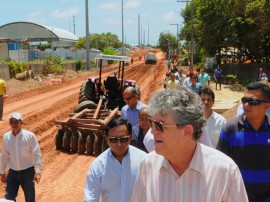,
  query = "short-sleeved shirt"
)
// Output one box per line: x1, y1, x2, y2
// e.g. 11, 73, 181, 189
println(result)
216, 115, 270, 202
0, 79, 6, 96
214, 69, 222, 78
188, 83, 202, 94
198, 73, 210, 86
166, 80, 180, 89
